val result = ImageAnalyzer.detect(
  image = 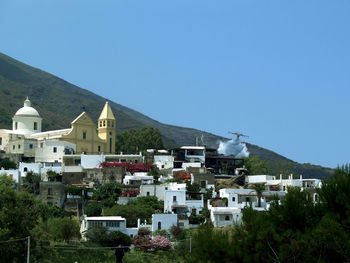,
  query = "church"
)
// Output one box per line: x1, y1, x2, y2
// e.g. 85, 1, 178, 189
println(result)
0, 98, 116, 161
